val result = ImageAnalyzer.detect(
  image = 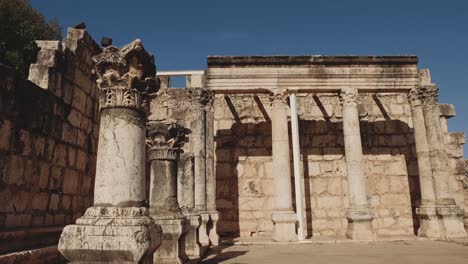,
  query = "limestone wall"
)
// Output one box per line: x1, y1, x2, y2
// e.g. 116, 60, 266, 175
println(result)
0, 28, 100, 259
213, 91, 466, 238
